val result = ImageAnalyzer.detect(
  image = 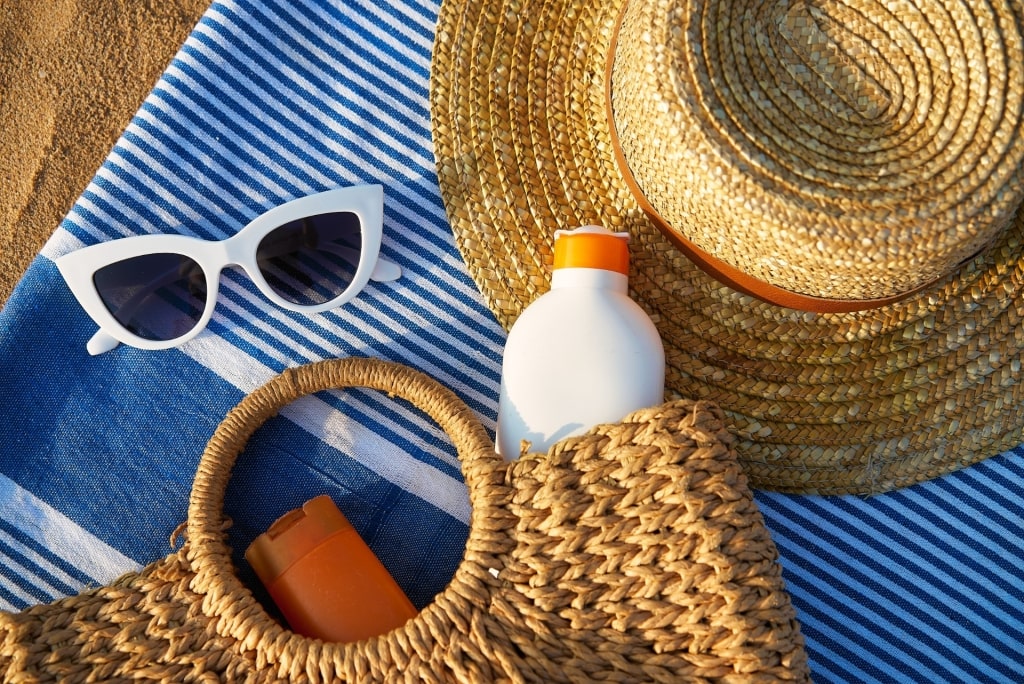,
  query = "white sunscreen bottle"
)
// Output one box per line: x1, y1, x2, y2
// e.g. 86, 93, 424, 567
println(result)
495, 225, 666, 459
